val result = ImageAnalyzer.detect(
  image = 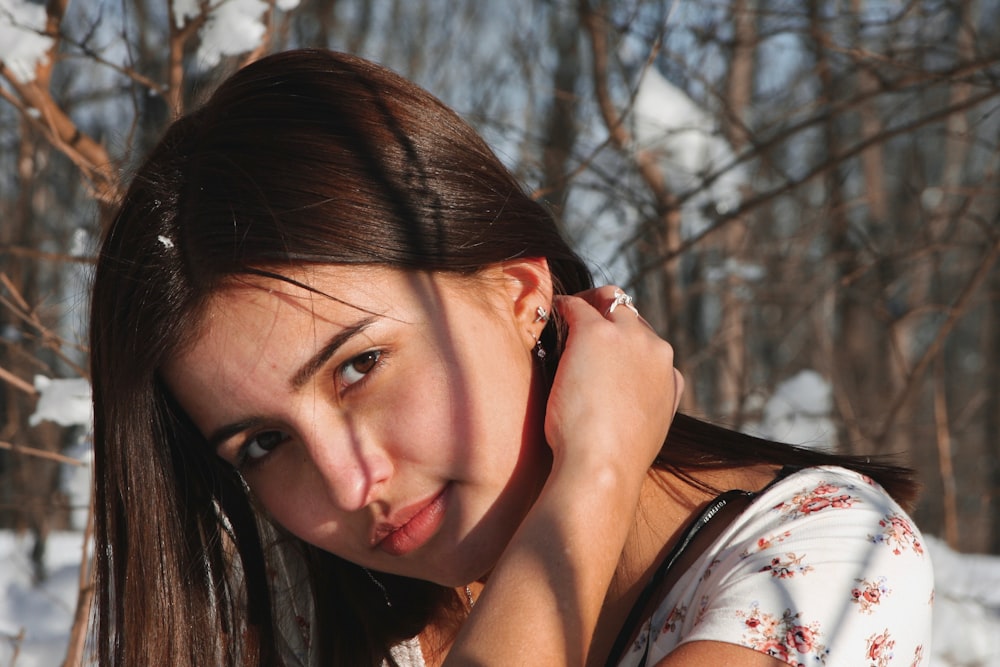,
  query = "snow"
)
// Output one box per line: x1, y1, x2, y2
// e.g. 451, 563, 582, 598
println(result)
756, 369, 838, 451
741, 370, 838, 452
194, 0, 269, 68
170, 0, 201, 28
927, 535, 1000, 666
59, 438, 93, 531
631, 64, 748, 237
0, 531, 85, 667
574, 56, 754, 289
28, 376, 92, 428
172, 0, 303, 69
0, 0, 55, 83
24, 0, 305, 74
